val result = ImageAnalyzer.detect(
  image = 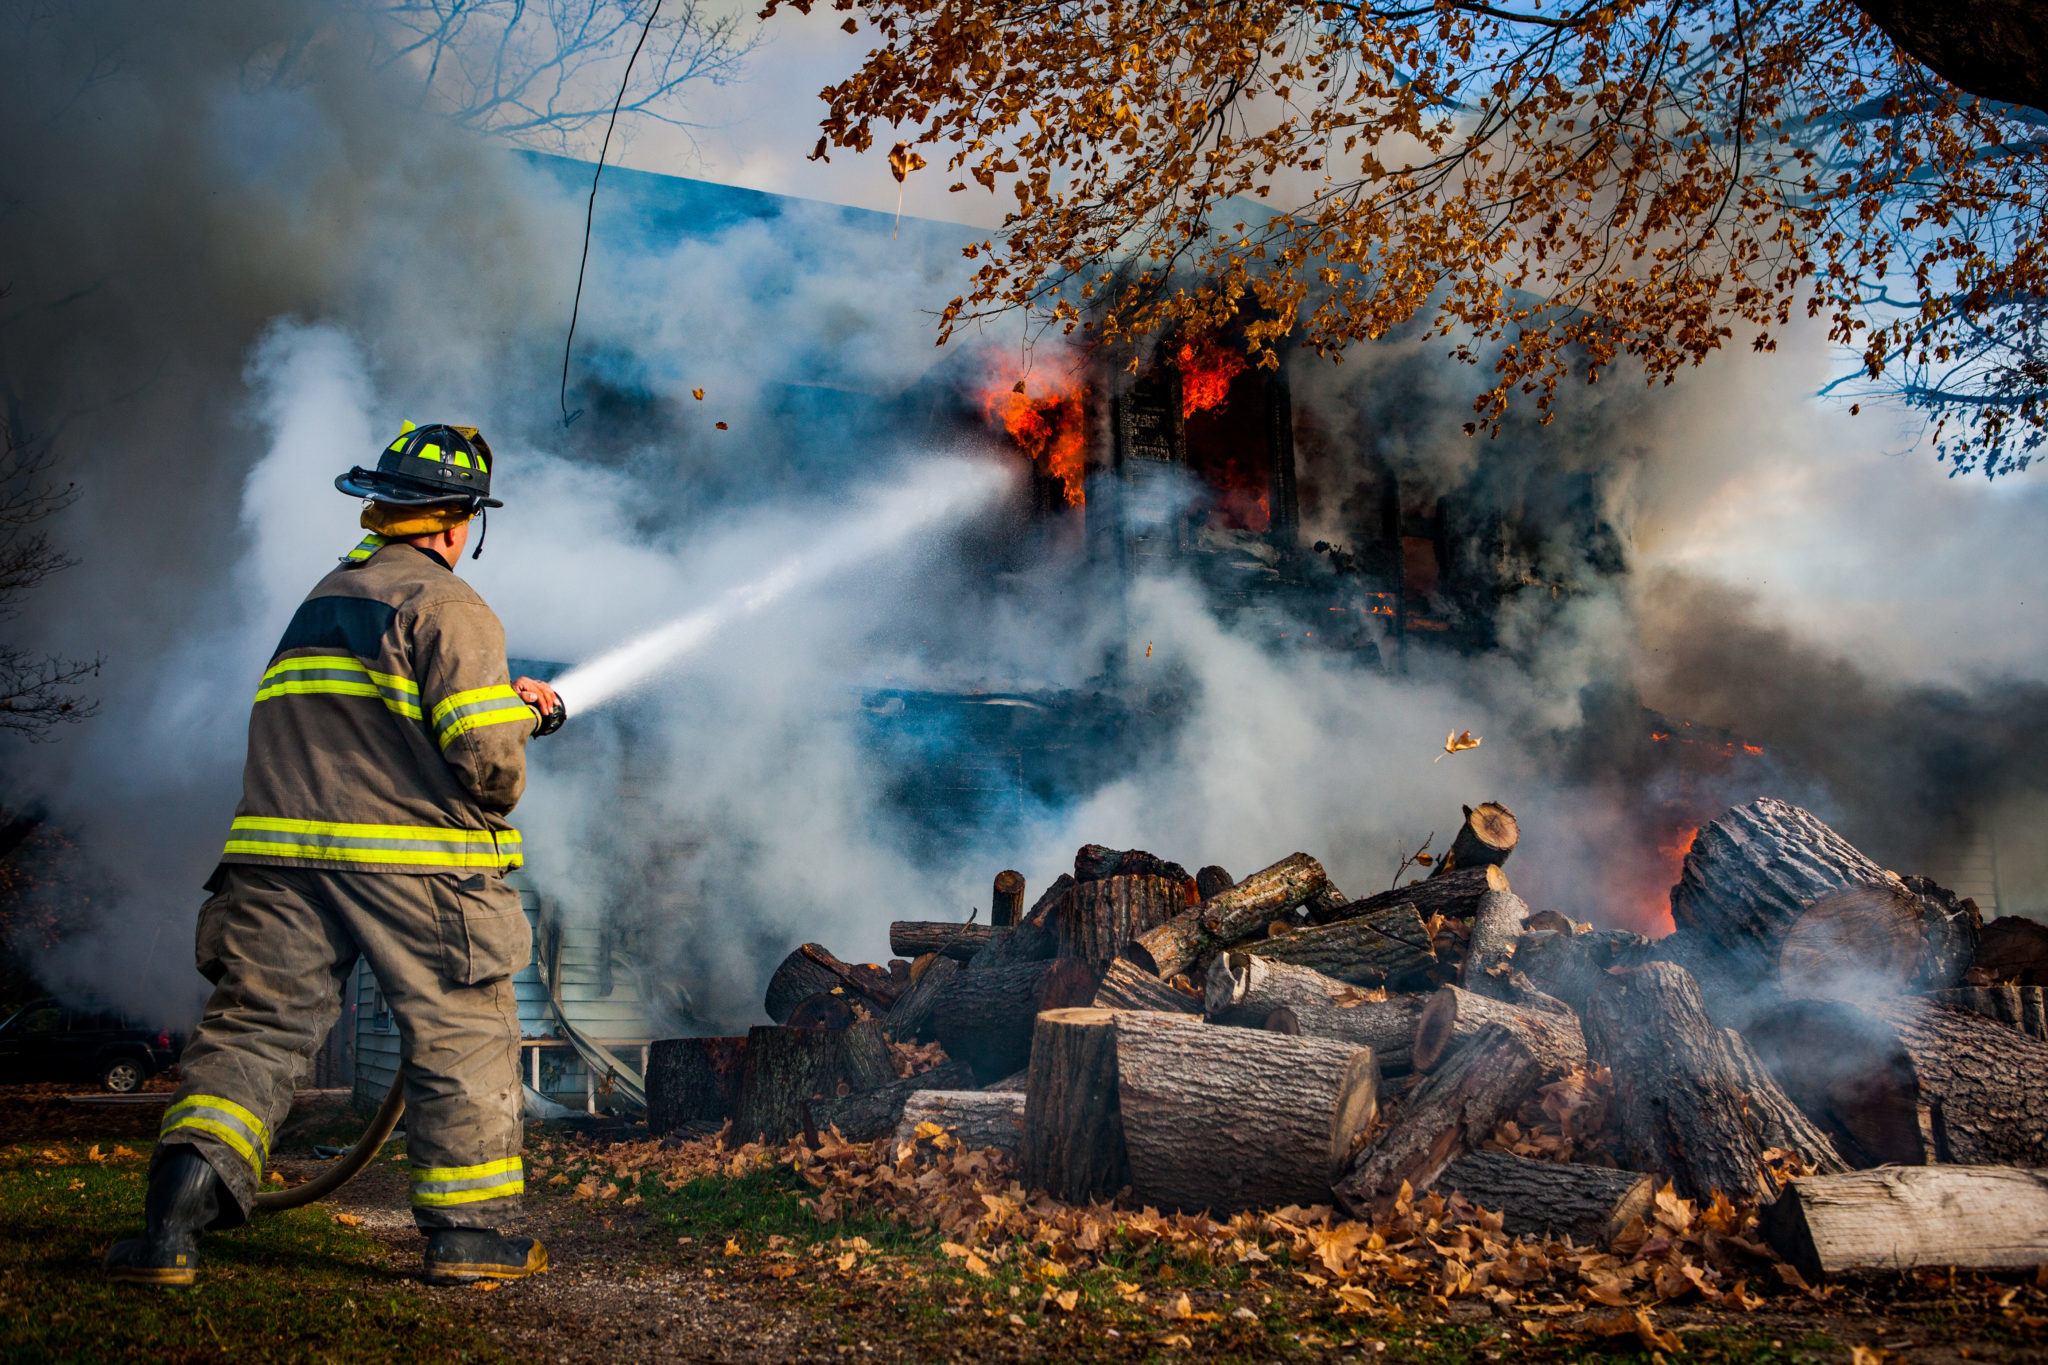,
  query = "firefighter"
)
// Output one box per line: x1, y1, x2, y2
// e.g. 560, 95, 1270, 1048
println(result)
106, 422, 561, 1287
